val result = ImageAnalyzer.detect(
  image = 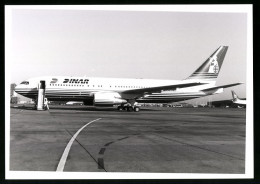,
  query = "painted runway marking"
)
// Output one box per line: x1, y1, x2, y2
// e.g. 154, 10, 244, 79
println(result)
104, 141, 114, 147
117, 136, 129, 141
97, 135, 133, 170
98, 158, 104, 169
99, 148, 106, 155
56, 118, 102, 172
